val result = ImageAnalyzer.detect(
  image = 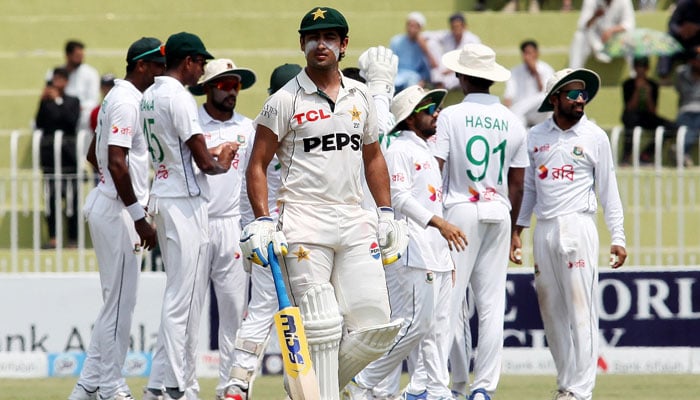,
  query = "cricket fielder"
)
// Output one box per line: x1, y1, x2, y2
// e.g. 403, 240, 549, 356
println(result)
188, 58, 257, 400
69, 37, 163, 400
512, 68, 627, 400
344, 86, 467, 400
435, 43, 528, 400
241, 7, 408, 400
141, 32, 236, 400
